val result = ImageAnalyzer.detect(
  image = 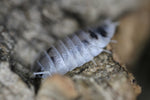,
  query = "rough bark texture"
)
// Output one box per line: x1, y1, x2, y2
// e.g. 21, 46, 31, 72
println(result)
37, 53, 141, 100
0, 0, 144, 100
